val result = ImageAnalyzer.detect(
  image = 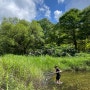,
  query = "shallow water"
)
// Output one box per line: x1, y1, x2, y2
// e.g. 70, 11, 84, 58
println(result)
45, 71, 90, 90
